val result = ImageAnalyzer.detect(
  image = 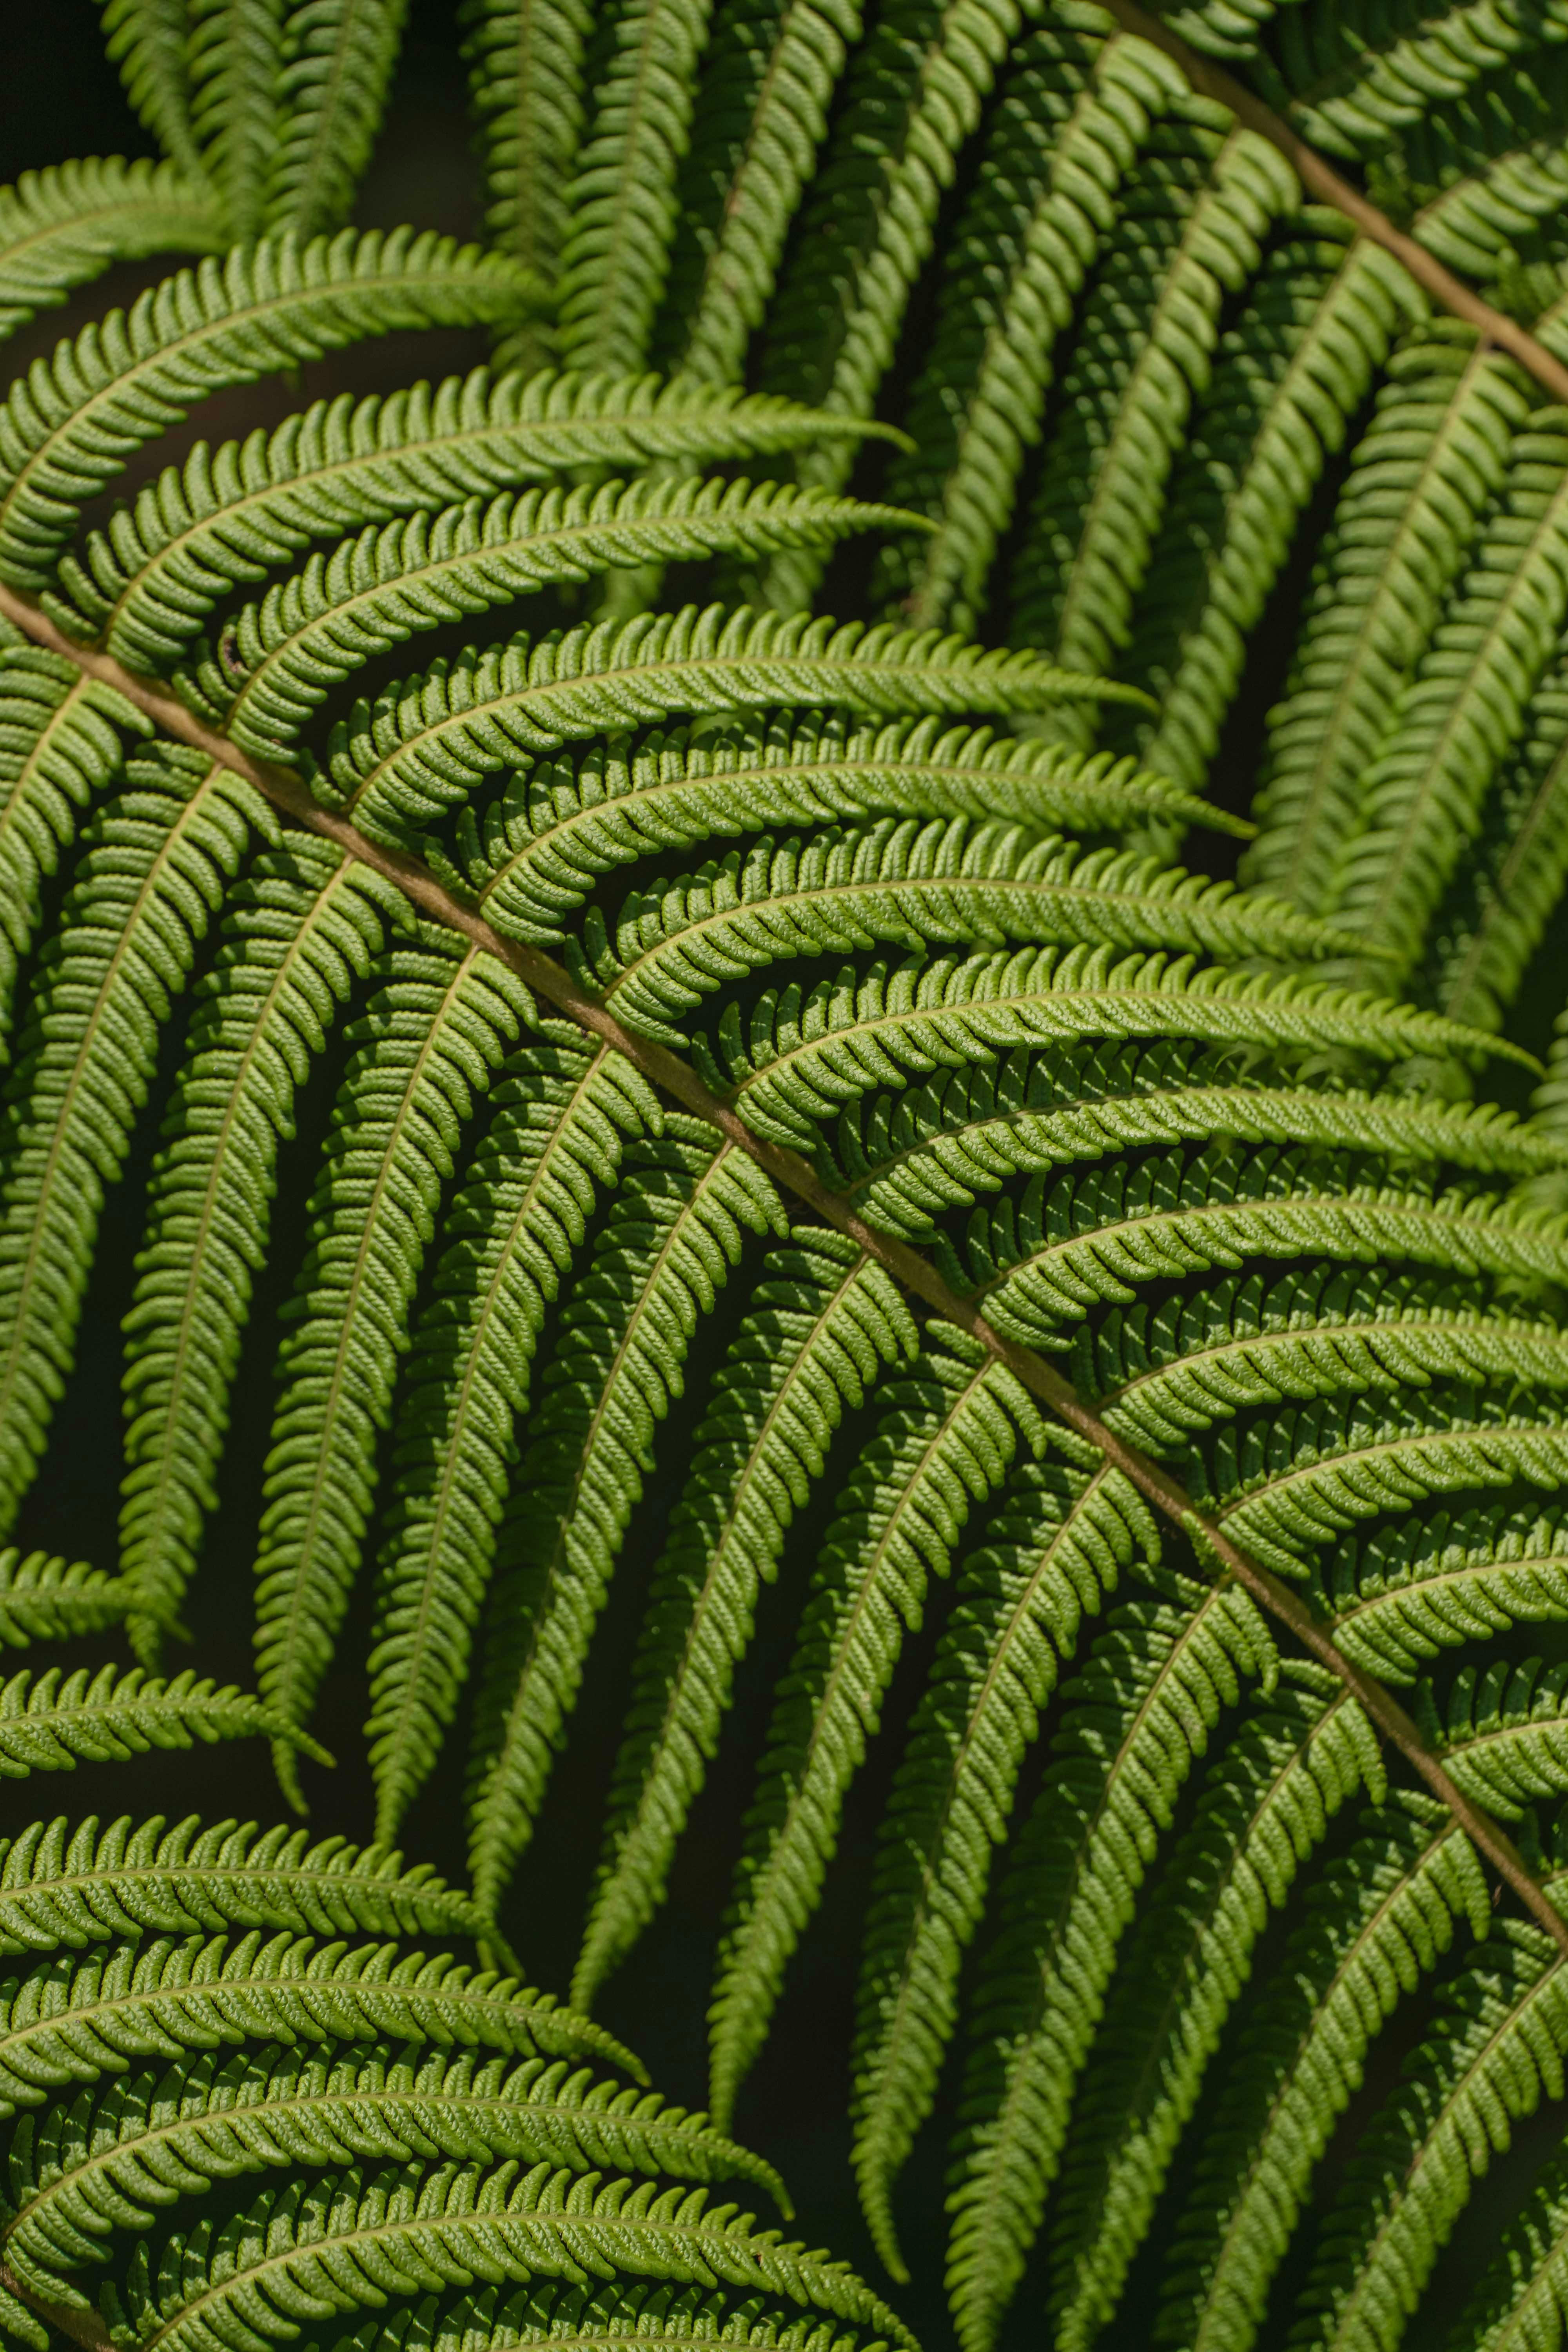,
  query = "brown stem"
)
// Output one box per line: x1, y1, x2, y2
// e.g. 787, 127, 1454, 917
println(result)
0, 2264, 114, 2352
1098, 0, 1568, 408
2, 577, 1564, 1956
